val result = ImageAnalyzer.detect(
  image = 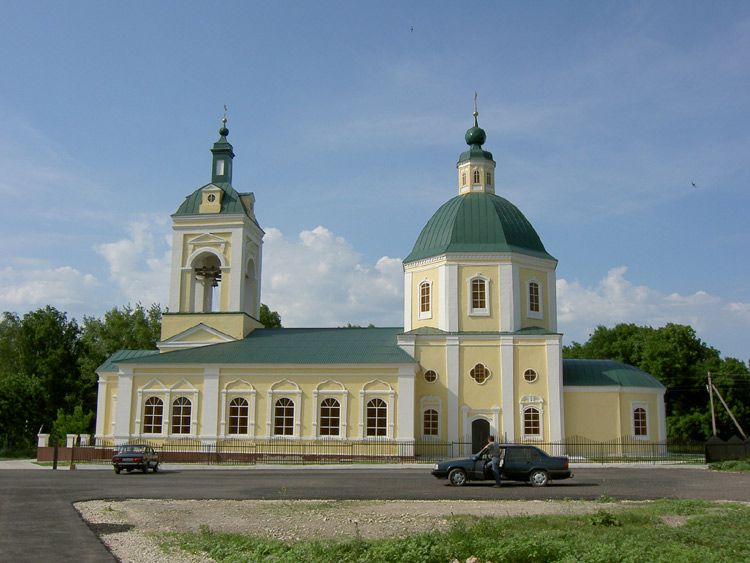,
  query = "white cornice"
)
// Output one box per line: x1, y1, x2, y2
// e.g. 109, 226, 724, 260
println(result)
404, 252, 557, 270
